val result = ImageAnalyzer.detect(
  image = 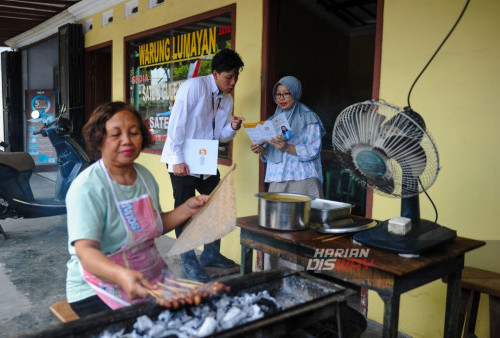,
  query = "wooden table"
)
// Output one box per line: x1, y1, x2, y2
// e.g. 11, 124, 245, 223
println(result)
237, 215, 485, 338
